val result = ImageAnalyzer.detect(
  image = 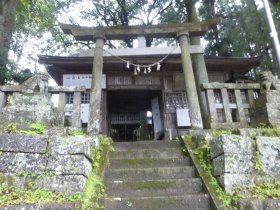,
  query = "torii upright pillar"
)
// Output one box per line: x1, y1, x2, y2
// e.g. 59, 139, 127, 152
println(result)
88, 35, 105, 134
177, 32, 203, 129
